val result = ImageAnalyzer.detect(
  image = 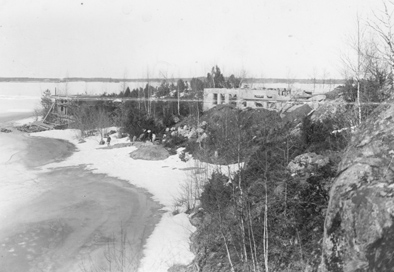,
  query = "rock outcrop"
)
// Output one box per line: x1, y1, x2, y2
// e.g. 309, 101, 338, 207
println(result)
287, 152, 330, 177
319, 99, 394, 271
311, 96, 348, 123
281, 103, 313, 123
